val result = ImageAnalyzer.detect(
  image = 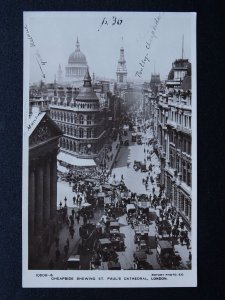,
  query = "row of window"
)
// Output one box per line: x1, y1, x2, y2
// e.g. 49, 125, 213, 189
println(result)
178, 193, 191, 221
169, 148, 192, 187
57, 122, 94, 138
59, 138, 97, 154
51, 110, 93, 125
170, 132, 191, 155
170, 111, 191, 129
166, 177, 191, 221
